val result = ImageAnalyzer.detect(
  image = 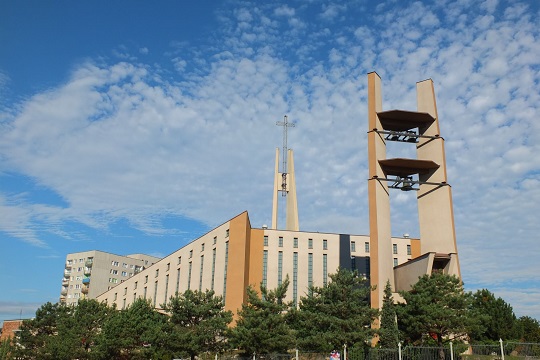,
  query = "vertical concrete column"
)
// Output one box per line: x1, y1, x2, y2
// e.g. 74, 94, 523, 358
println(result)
286, 149, 299, 231
416, 80, 460, 276
367, 72, 394, 309
271, 148, 280, 229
